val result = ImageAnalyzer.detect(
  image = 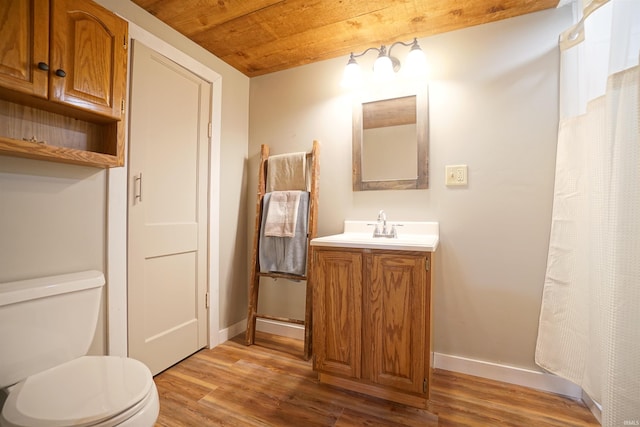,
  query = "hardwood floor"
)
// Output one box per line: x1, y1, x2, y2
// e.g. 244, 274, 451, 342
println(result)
153, 332, 599, 426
